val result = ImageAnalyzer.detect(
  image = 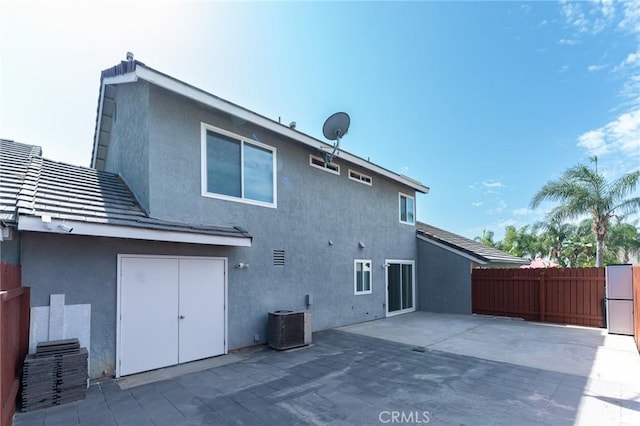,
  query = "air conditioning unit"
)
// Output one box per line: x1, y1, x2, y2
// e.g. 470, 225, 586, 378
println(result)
268, 310, 311, 350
